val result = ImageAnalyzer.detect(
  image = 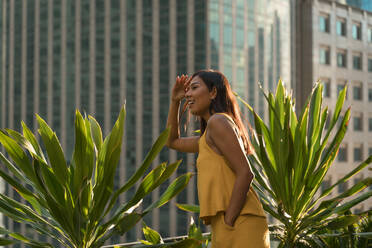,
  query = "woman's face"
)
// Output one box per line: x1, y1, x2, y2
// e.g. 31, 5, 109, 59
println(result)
185, 76, 215, 116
